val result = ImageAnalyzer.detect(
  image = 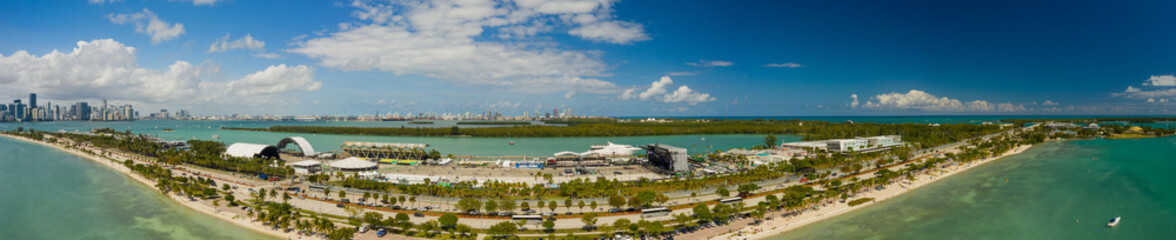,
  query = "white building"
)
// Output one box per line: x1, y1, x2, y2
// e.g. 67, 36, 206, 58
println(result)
287, 160, 322, 174
827, 139, 869, 153
863, 135, 902, 148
